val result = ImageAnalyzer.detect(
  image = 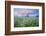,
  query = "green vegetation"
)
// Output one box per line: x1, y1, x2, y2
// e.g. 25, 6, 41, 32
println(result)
14, 16, 39, 27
